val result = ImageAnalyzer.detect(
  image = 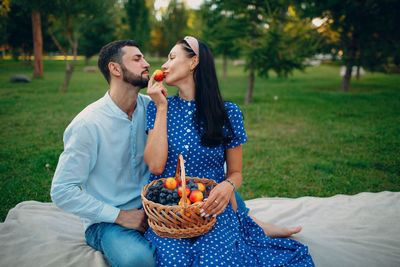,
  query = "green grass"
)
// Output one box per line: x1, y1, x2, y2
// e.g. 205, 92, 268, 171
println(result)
1, 58, 399, 221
